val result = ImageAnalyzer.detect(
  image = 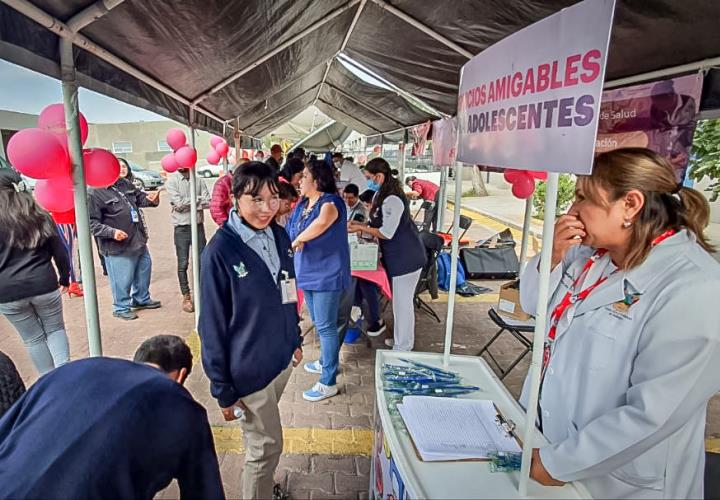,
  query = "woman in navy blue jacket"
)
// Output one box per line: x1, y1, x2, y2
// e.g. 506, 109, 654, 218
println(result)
288, 160, 351, 402
199, 161, 303, 500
